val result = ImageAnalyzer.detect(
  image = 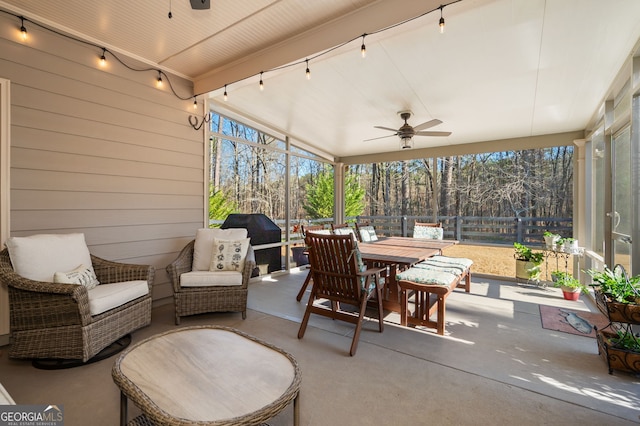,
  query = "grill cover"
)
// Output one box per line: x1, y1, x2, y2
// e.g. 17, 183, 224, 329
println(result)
221, 214, 281, 274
